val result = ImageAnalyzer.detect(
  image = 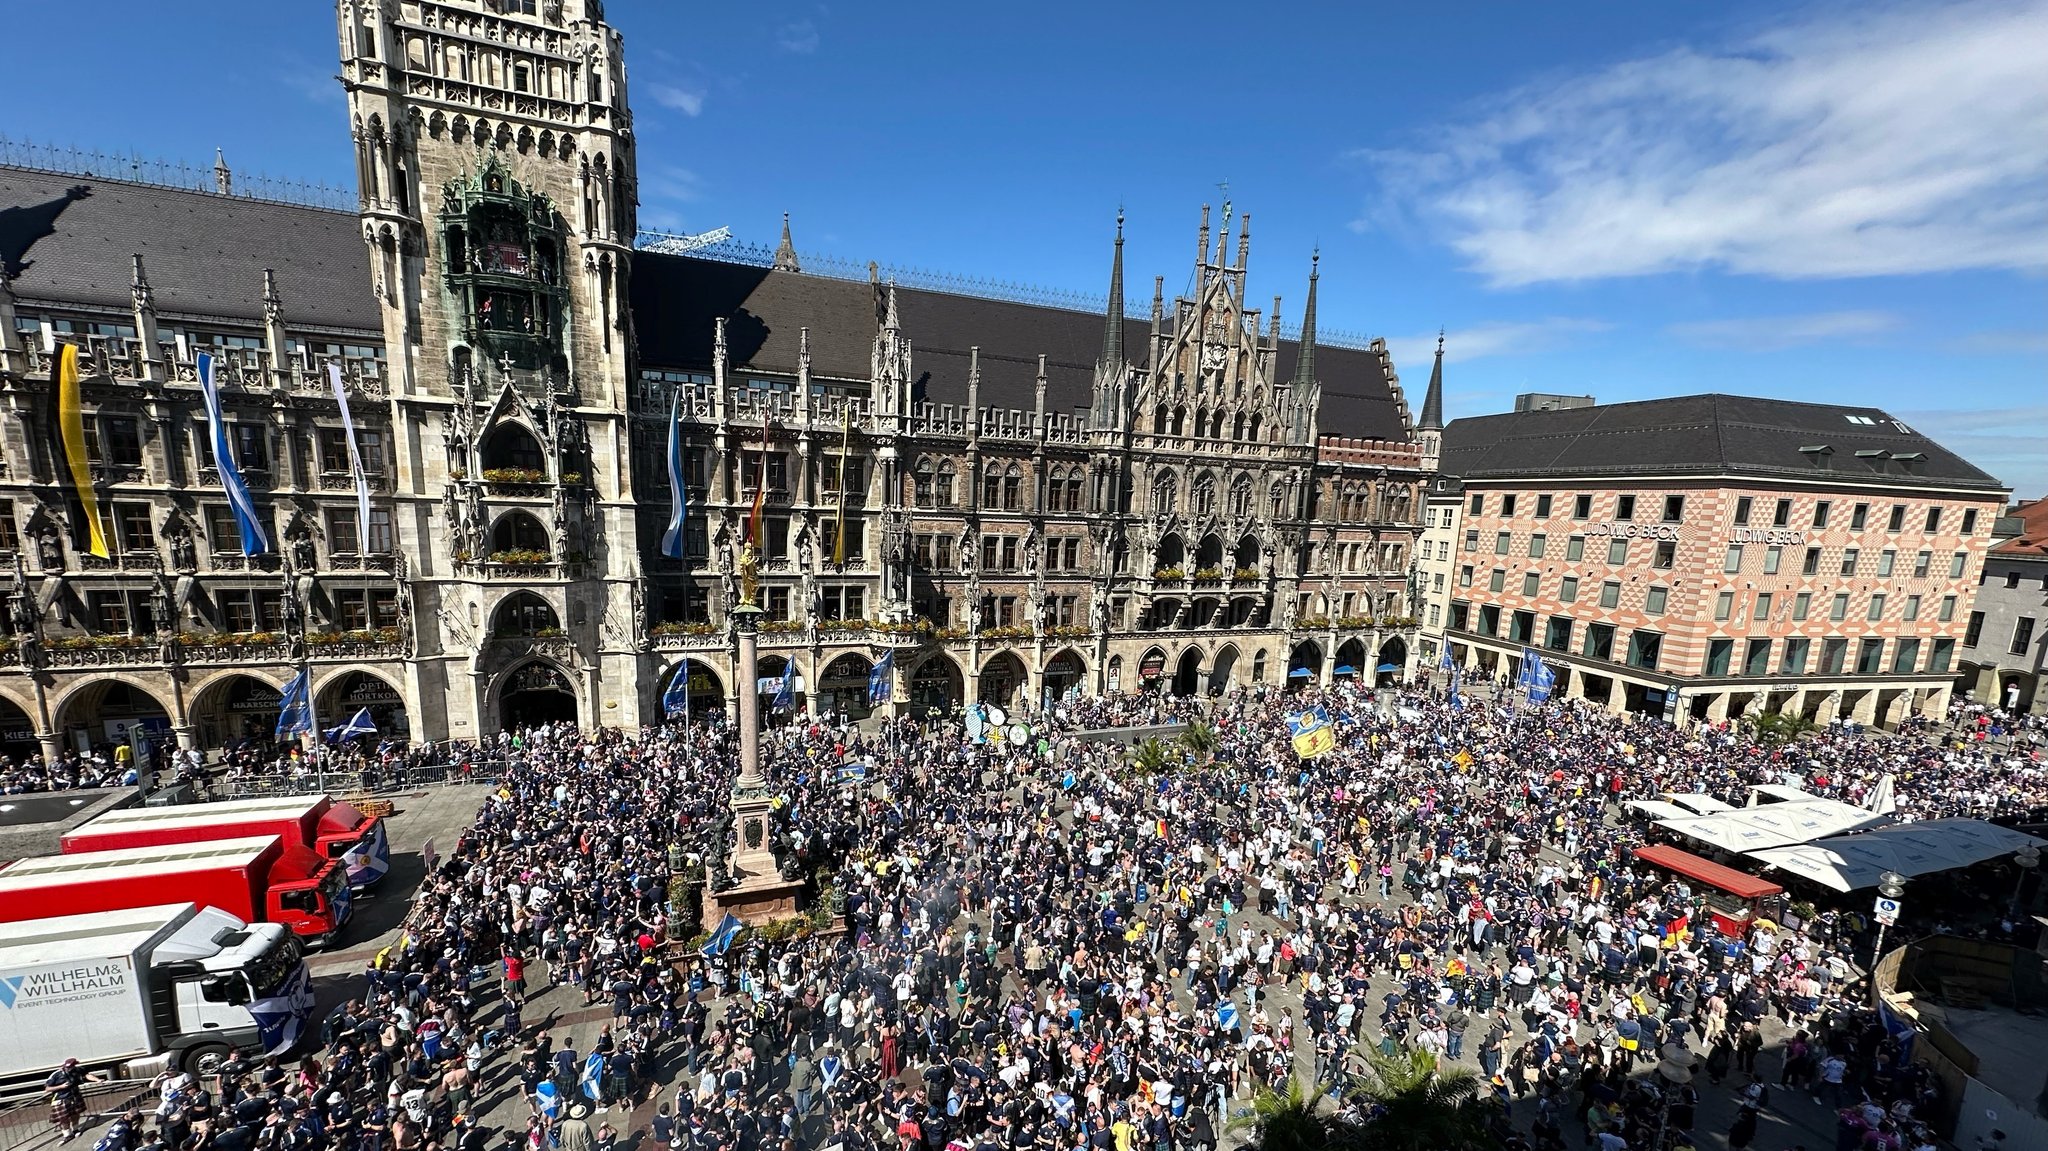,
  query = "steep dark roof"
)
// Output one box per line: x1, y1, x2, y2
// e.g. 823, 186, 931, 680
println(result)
1441, 394, 2005, 492
0, 165, 378, 334
630, 251, 1411, 440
